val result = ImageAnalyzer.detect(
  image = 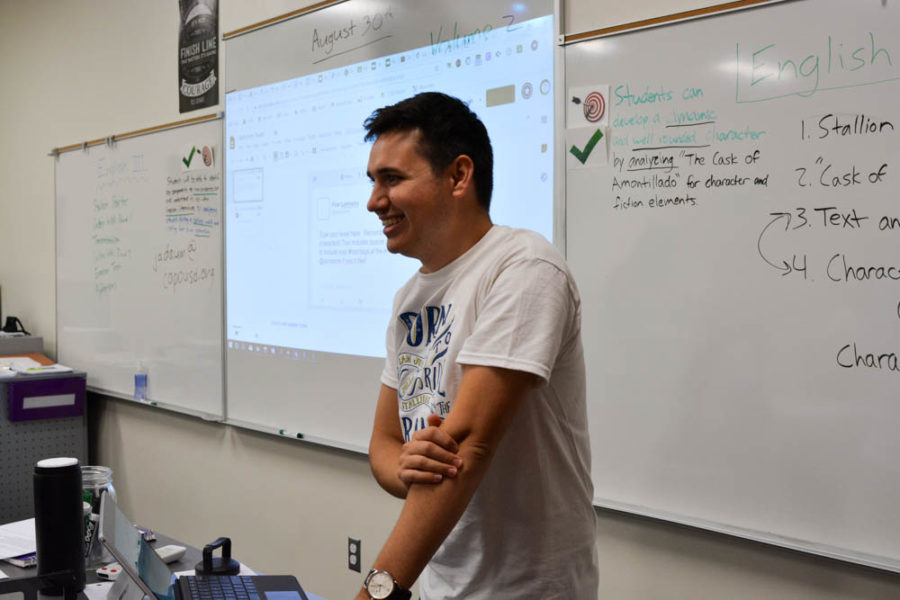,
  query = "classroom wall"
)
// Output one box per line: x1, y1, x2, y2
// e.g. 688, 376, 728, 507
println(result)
2, 0, 899, 598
